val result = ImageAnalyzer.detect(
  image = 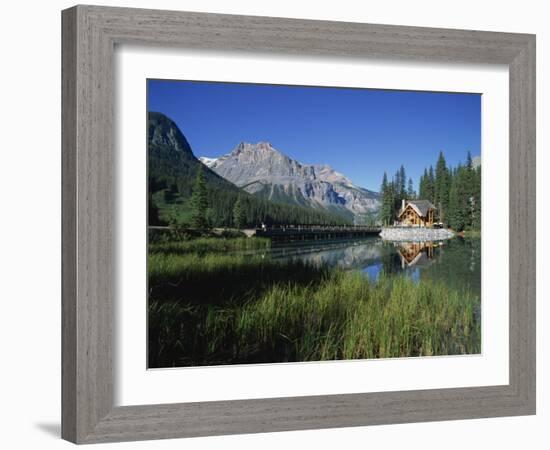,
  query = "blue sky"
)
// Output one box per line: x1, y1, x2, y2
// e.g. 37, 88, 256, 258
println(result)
147, 79, 481, 192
